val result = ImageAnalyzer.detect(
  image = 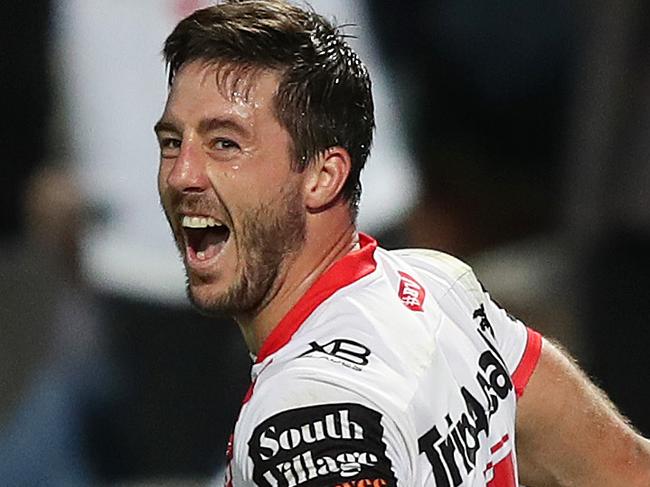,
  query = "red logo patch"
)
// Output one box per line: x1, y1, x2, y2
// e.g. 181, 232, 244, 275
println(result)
398, 271, 426, 312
